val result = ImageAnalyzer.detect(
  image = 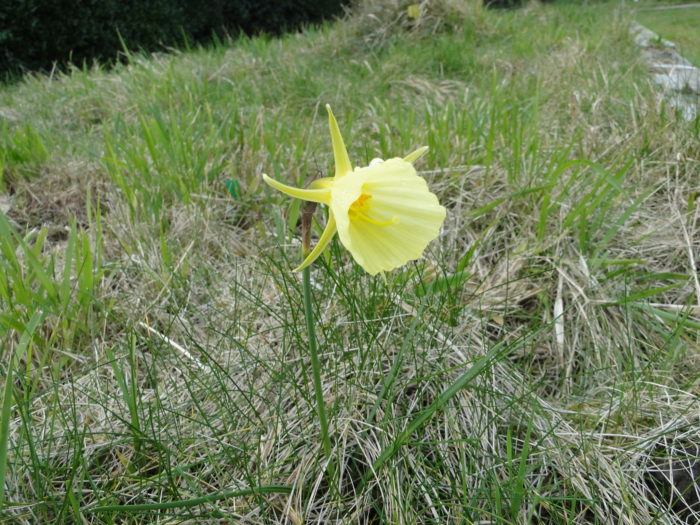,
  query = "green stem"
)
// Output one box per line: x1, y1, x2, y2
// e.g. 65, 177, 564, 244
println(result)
302, 265, 332, 461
